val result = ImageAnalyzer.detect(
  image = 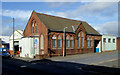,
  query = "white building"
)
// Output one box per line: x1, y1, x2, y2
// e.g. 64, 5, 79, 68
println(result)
0, 36, 10, 49
102, 35, 117, 52
0, 36, 9, 43
9, 30, 23, 52
19, 35, 39, 58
